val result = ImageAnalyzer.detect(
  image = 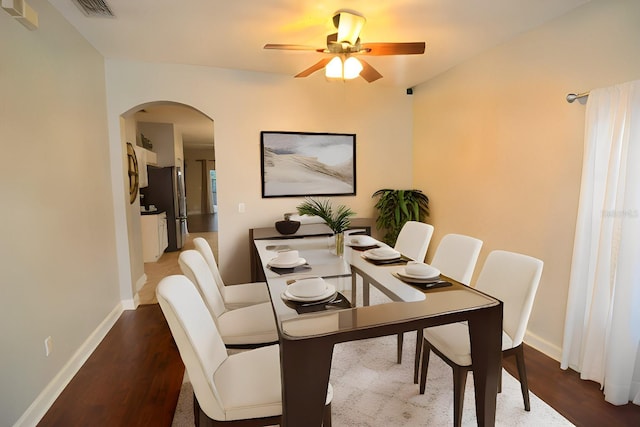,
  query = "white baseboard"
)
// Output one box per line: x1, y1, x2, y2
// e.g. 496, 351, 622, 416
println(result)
122, 297, 137, 310
524, 330, 562, 362
135, 273, 147, 292
14, 303, 124, 427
